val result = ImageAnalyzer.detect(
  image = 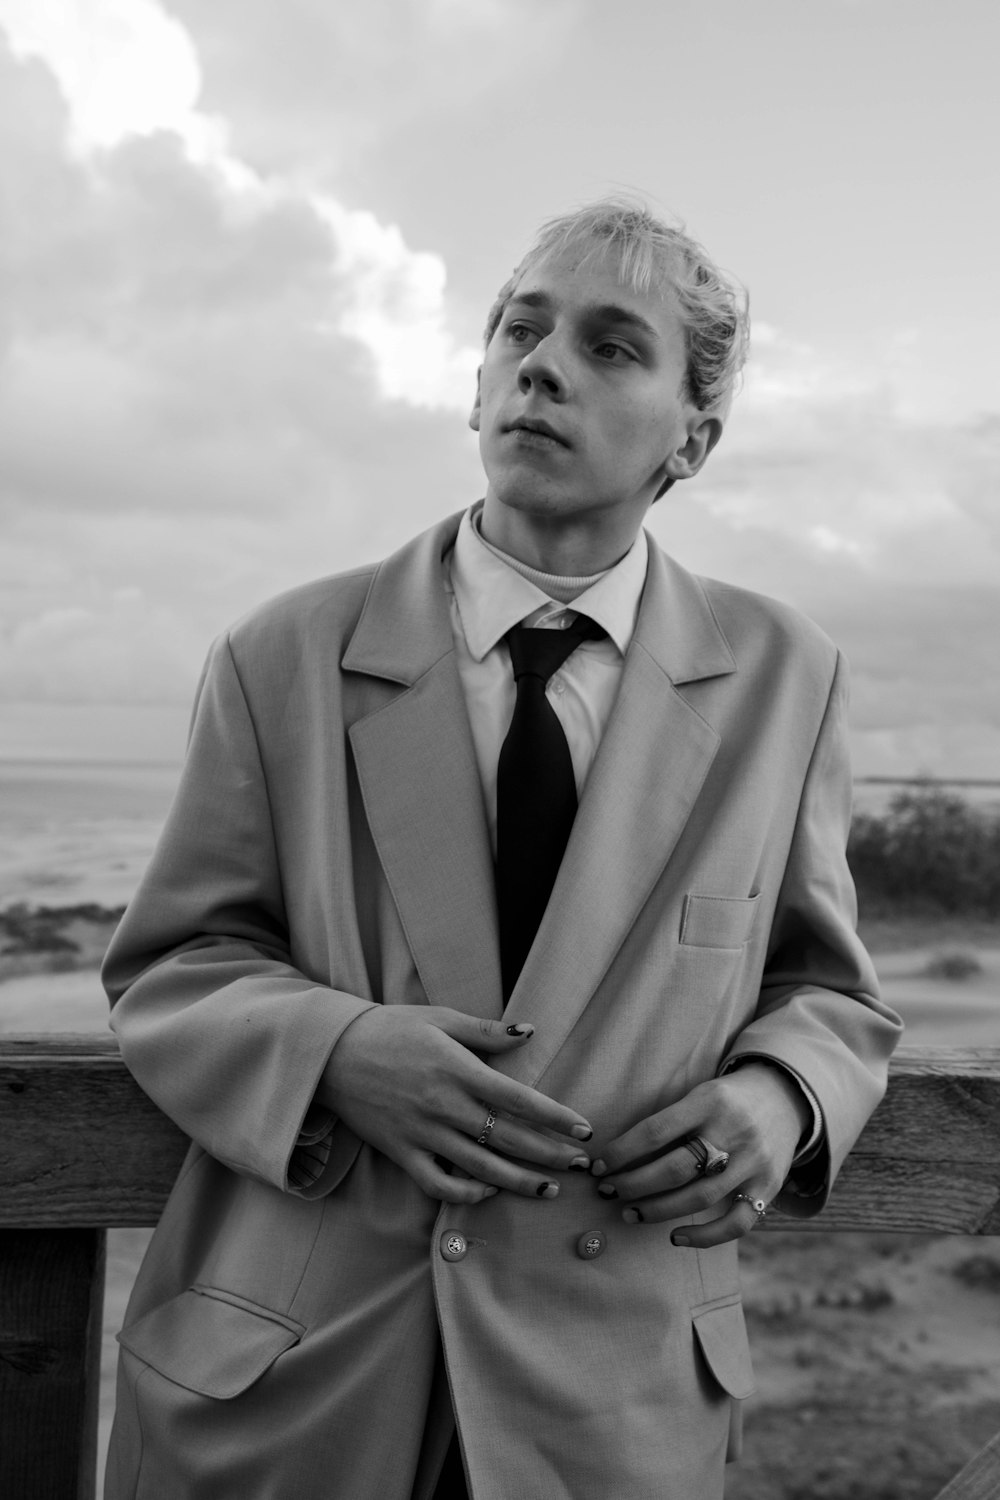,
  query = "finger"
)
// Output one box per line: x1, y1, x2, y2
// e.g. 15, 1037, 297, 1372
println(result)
434, 1011, 538, 1054
472, 1068, 593, 1143
480, 1114, 592, 1173
430, 1016, 592, 1142
406, 1151, 504, 1204
596, 1143, 705, 1203
592, 1100, 702, 1176
431, 1137, 565, 1200
667, 1193, 770, 1248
